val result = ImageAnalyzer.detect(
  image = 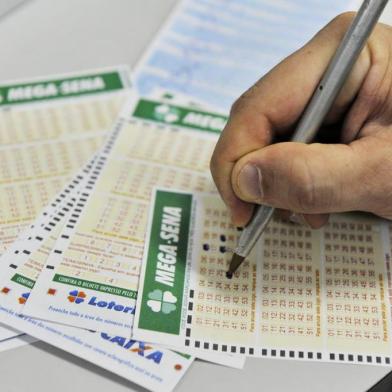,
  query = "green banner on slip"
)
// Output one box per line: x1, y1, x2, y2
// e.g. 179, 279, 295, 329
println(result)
132, 99, 227, 133
0, 71, 124, 106
138, 190, 192, 335
53, 274, 137, 299
11, 273, 35, 289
